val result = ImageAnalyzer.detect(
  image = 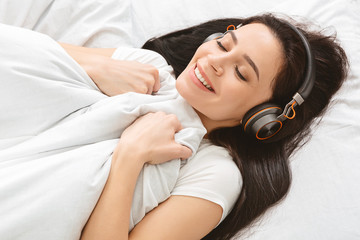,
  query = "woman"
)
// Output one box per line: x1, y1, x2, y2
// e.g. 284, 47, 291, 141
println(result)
1, 13, 347, 240
61, 14, 349, 239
